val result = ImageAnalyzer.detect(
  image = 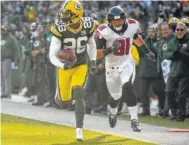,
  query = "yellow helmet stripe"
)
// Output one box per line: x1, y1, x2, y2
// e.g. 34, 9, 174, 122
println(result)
50, 26, 62, 37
